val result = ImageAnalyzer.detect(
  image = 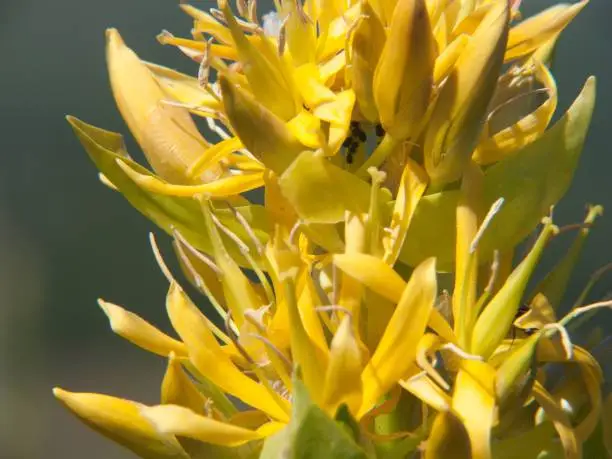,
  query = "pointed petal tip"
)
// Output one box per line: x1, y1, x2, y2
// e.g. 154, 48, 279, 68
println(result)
97, 299, 117, 327
105, 28, 122, 46
52, 387, 66, 399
